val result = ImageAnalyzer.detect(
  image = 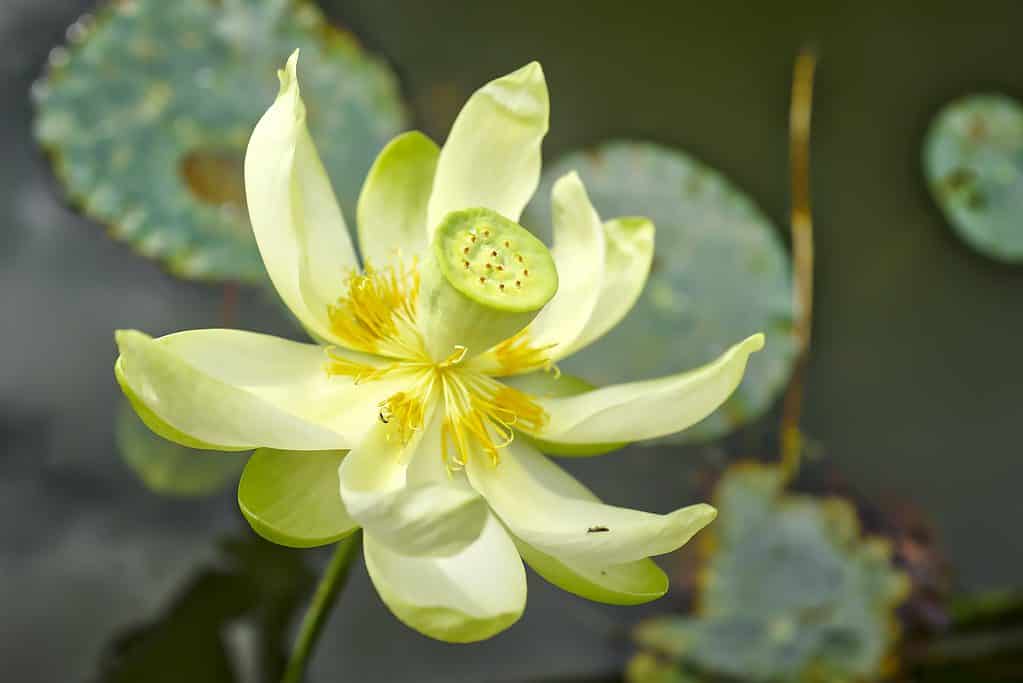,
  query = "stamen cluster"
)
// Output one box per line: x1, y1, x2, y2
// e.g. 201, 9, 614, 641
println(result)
325, 259, 551, 469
